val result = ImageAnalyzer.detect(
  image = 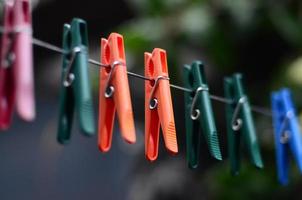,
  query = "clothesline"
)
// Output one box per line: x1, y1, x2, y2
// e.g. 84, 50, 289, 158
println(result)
31, 38, 273, 117
3, 1, 299, 185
